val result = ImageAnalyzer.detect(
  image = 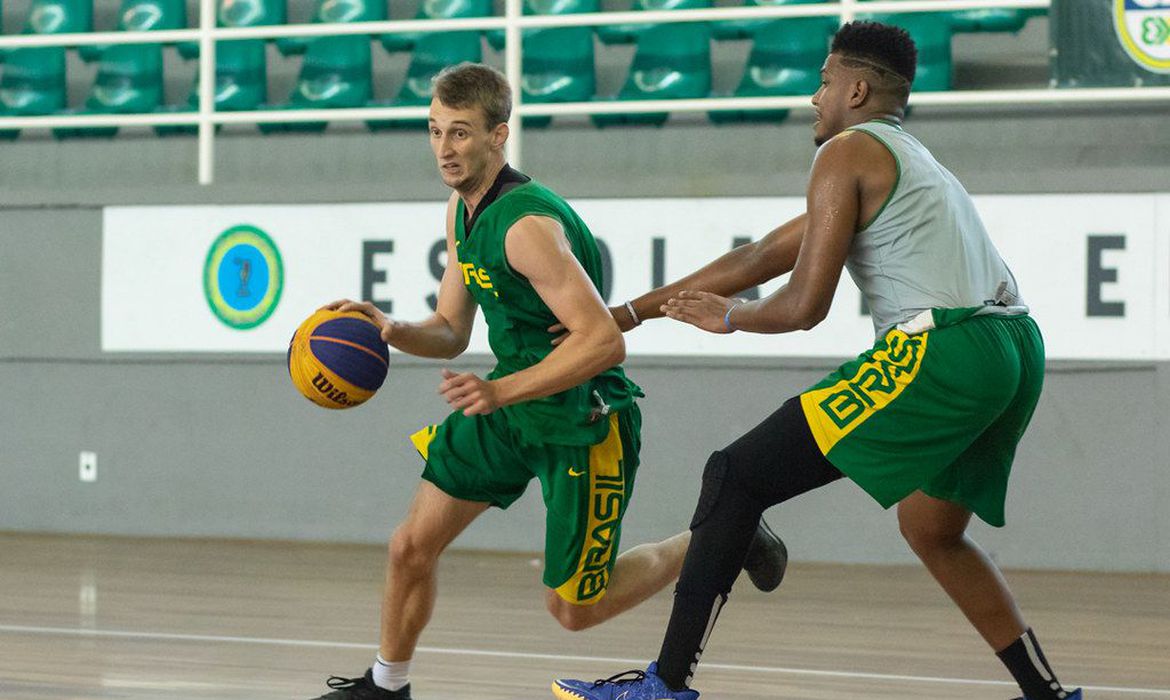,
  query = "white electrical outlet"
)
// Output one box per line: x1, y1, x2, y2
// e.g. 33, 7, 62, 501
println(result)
79, 452, 97, 482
